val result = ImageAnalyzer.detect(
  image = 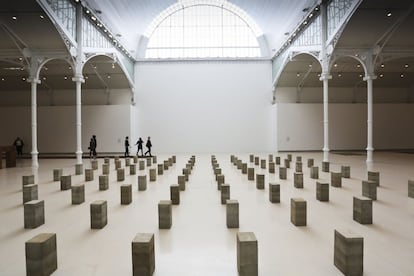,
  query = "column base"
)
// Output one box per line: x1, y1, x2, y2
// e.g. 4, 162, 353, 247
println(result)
323, 148, 329, 162
76, 151, 83, 165
31, 152, 39, 168
366, 148, 374, 163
